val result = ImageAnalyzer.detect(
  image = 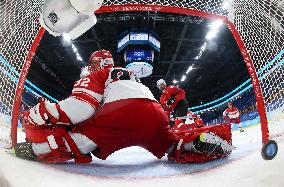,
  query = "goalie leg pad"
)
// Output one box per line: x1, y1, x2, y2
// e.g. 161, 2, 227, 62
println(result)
21, 113, 91, 163
37, 128, 92, 164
